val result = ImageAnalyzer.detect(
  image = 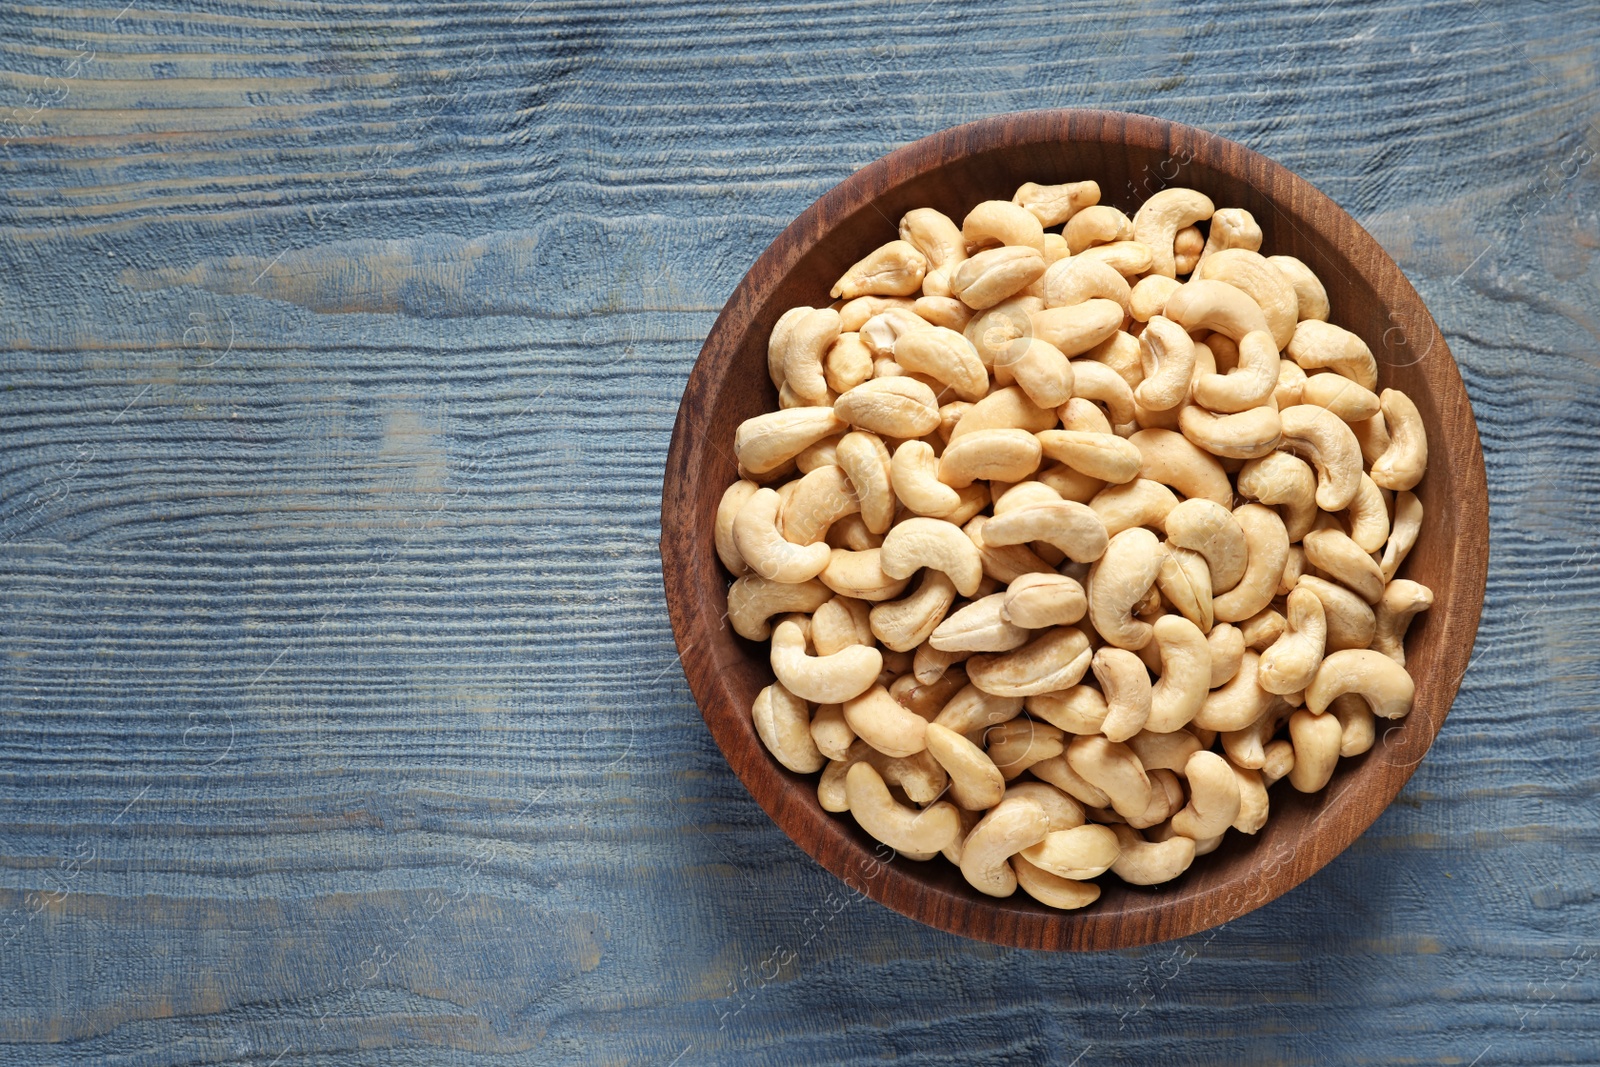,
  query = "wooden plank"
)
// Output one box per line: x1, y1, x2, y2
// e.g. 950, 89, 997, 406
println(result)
0, 0, 1597, 1062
